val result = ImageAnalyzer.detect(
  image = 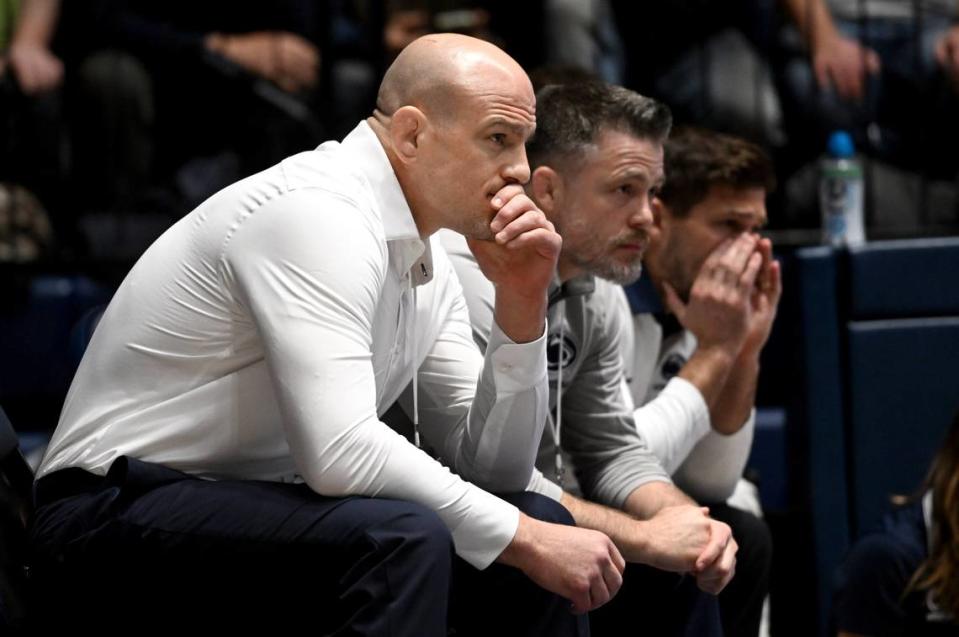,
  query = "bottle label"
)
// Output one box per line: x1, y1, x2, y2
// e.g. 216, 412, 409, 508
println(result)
820, 173, 864, 246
